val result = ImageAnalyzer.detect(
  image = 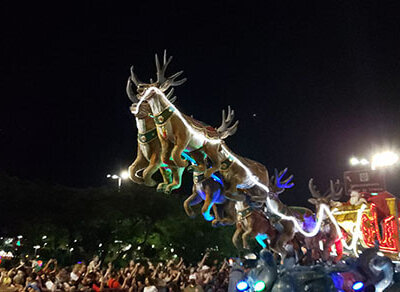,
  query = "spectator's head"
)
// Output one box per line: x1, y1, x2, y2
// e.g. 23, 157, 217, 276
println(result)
188, 274, 196, 285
